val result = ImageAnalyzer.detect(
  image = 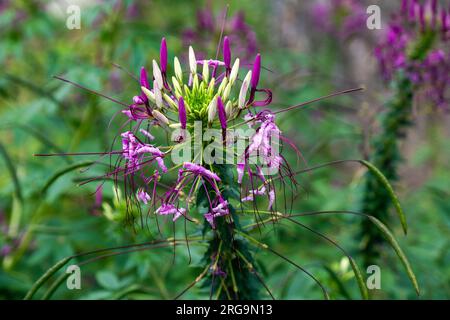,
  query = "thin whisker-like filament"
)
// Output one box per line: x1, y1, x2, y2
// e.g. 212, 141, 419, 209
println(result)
53, 75, 129, 107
